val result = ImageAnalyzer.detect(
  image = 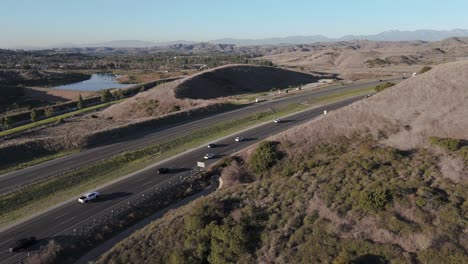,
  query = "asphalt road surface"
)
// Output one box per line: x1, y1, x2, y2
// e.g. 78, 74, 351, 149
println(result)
0, 94, 368, 263
0, 78, 397, 195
